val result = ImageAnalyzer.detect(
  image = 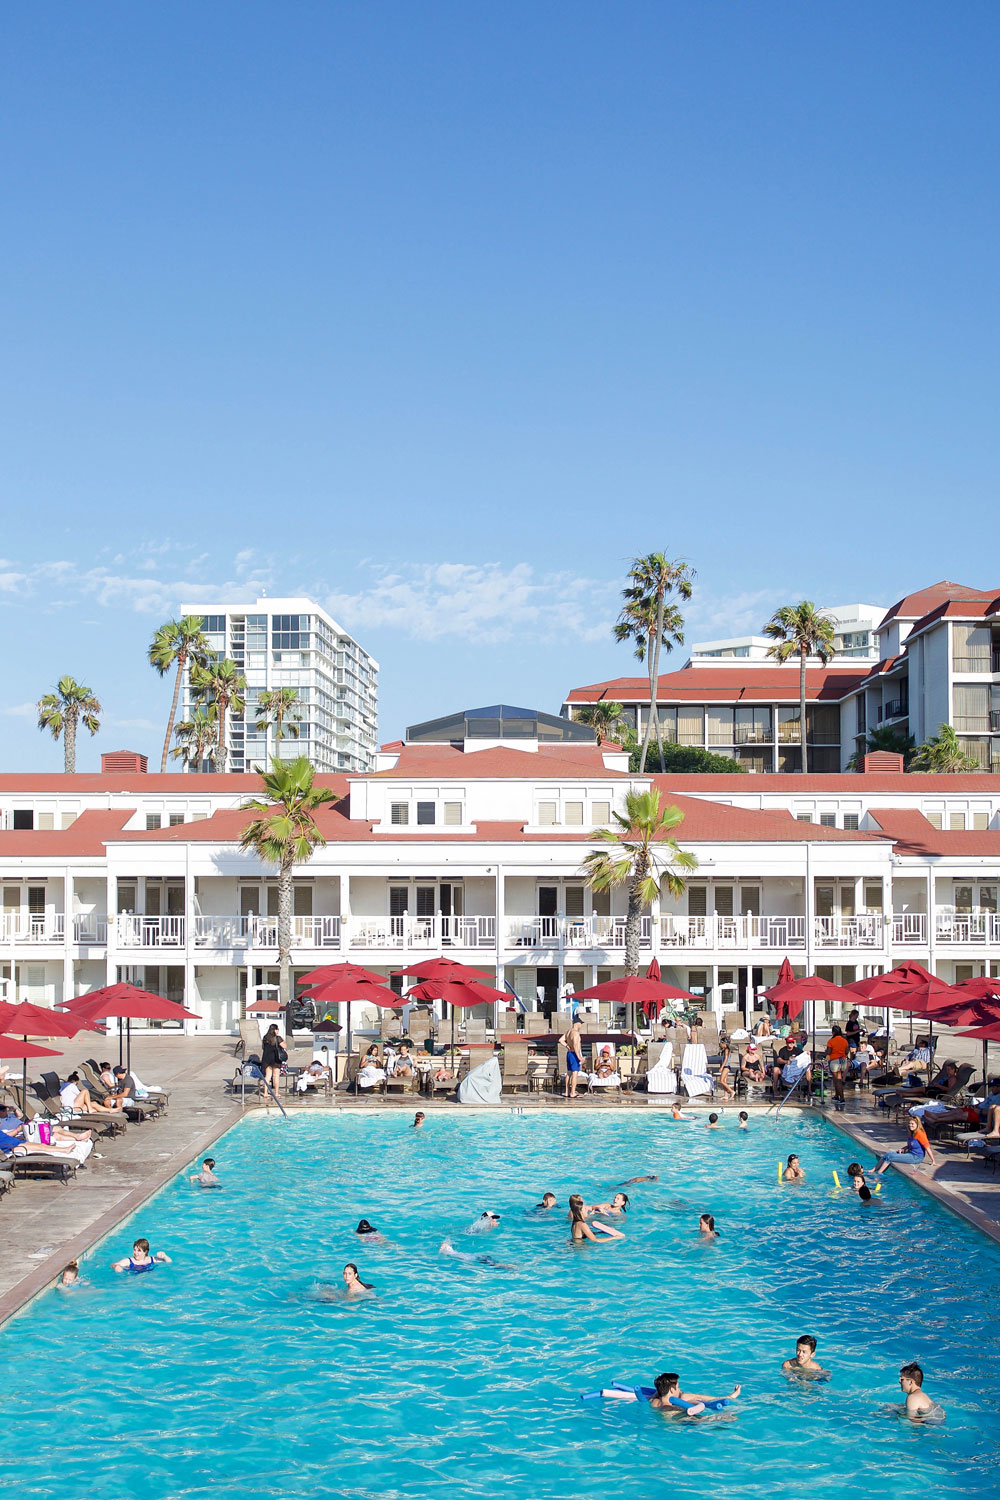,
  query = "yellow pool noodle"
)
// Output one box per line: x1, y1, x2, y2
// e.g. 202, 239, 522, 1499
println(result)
832, 1171, 841, 1188
778, 1161, 784, 1181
